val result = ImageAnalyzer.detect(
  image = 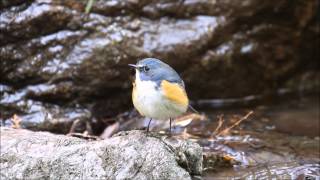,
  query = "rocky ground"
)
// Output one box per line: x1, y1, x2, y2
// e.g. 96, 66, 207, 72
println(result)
0, 127, 202, 179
